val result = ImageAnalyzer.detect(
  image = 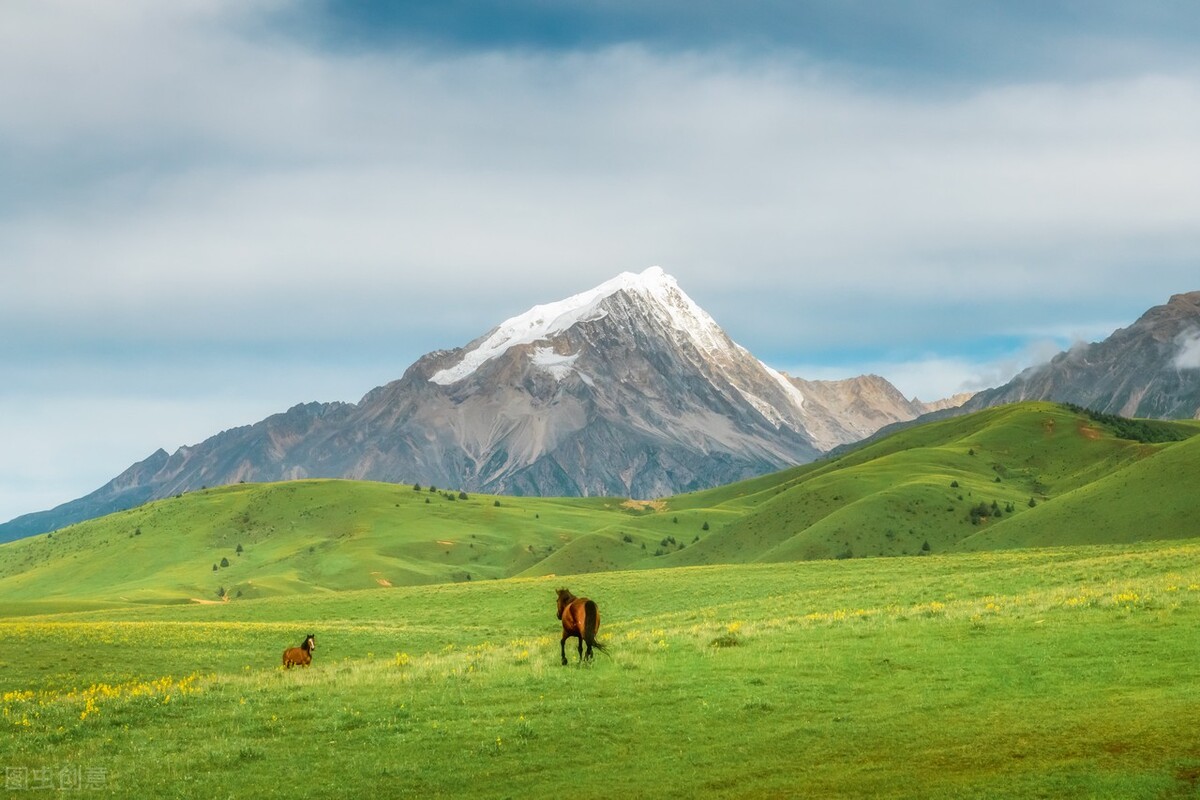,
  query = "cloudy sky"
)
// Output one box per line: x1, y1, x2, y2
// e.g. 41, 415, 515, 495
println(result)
3, 1, 1200, 523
